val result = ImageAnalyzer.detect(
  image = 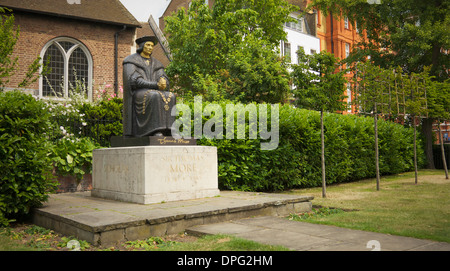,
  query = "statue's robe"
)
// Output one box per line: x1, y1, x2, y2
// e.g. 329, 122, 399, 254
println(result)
122, 53, 175, 137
